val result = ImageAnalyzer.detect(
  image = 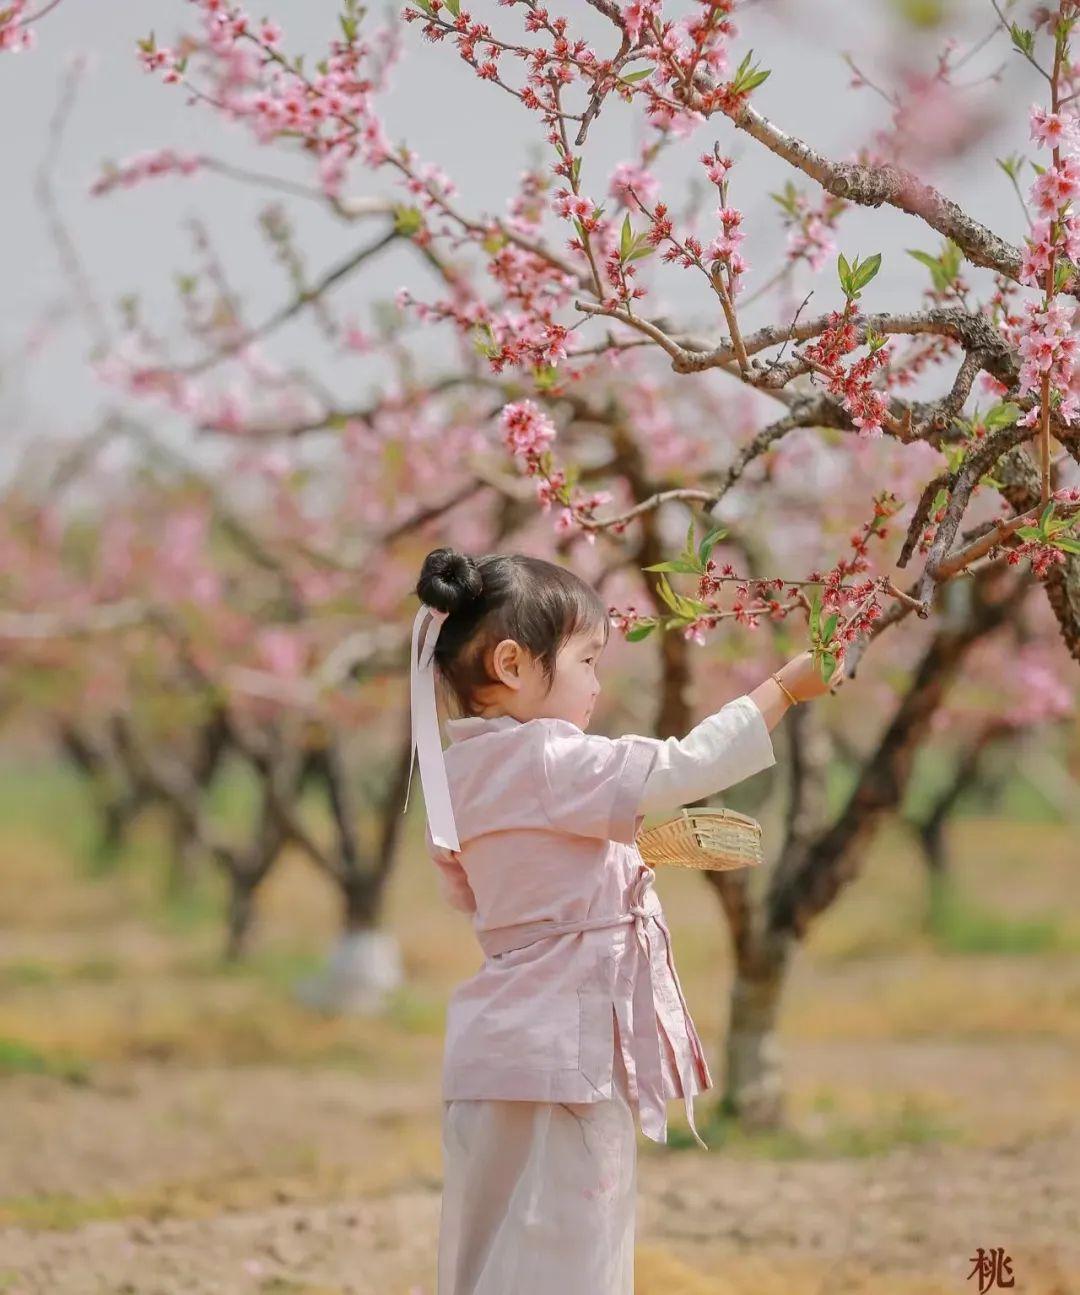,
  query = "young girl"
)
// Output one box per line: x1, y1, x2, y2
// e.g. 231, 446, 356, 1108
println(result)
404, 546, 836, 1295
